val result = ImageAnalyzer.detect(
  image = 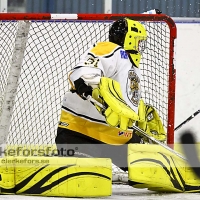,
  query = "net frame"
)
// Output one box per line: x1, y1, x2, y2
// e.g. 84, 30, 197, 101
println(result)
0, 13, 177, 146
